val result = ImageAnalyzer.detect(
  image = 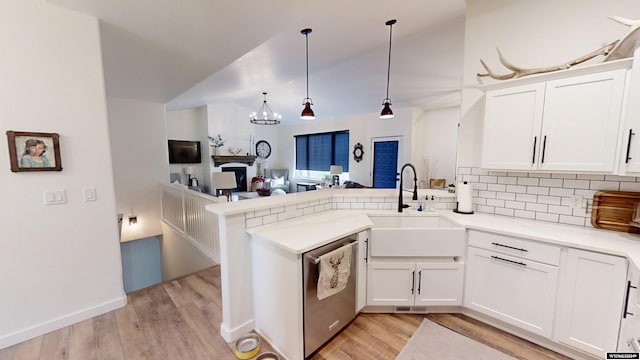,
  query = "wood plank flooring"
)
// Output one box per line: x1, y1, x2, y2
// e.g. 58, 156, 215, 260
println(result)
0, 266, 571, 360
